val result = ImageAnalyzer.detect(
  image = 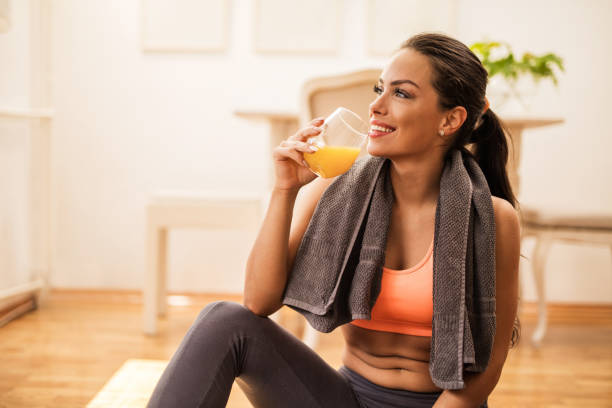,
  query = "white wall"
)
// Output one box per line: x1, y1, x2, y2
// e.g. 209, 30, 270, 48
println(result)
457, 0, 612, 304
0, 0, 29, 106
0, 0, 31, 291
48, 0, 388, 294
1, 0, 610, 302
